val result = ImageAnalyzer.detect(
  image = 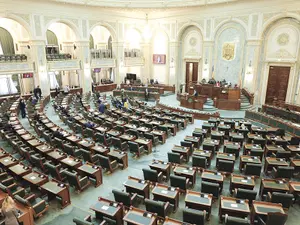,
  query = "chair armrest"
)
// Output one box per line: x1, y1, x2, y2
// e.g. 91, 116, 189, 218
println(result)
139, 146, 145, 152
111, 160, 118, 168
84, 215, 92, 222
13, 187, 25, 196
158, 172, 163, 181
2, 177, 14, 186
267, 192, 272, 201
186, 178, 190, 186
0, 172, 8, 180
25, 194, 36, 202
79, 176, 89, 187
7, 183, 17, 189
